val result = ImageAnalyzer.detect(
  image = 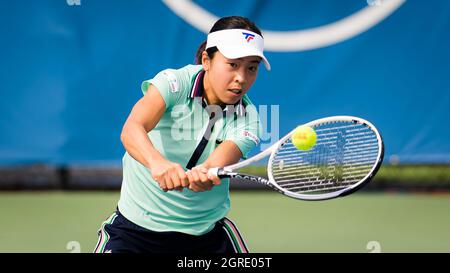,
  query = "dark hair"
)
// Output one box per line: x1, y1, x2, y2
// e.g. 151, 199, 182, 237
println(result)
195, 16, 262, 65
